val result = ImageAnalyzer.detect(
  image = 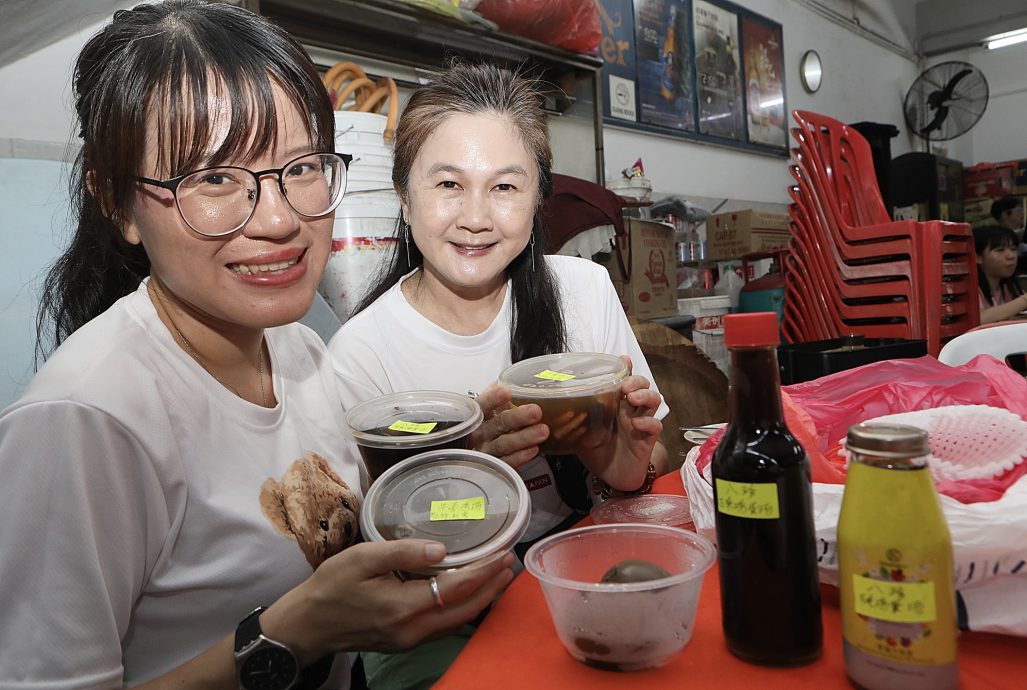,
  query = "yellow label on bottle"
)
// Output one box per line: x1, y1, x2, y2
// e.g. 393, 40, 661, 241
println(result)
430, 497, 486, 521
838, 461, 958, 669
387, 420, 437, 434
852, 575, 937, 623
534, 369, 577, 381
715, 479, 780, 519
